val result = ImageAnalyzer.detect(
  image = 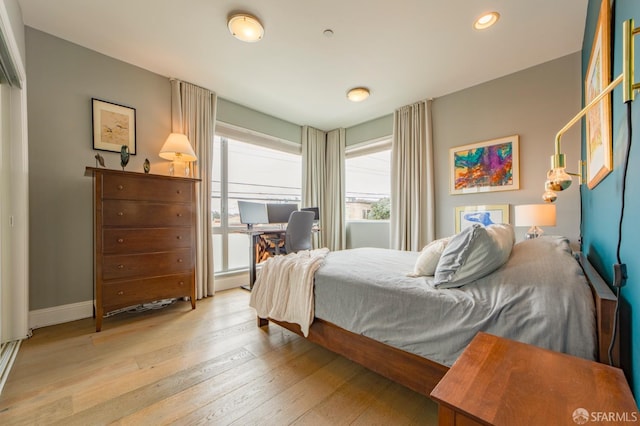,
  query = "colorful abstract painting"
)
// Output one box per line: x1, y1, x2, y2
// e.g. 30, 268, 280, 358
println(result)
449, 135, 519, 194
